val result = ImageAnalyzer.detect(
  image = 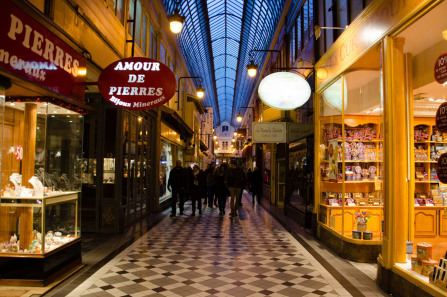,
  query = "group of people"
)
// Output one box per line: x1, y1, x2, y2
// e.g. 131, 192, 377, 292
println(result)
167, 160, 263, 218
